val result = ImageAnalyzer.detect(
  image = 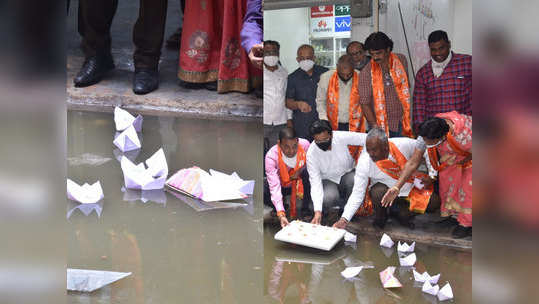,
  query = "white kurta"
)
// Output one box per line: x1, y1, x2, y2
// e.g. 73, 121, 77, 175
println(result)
341, 137, 420, 221
307, 131, 367, 212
